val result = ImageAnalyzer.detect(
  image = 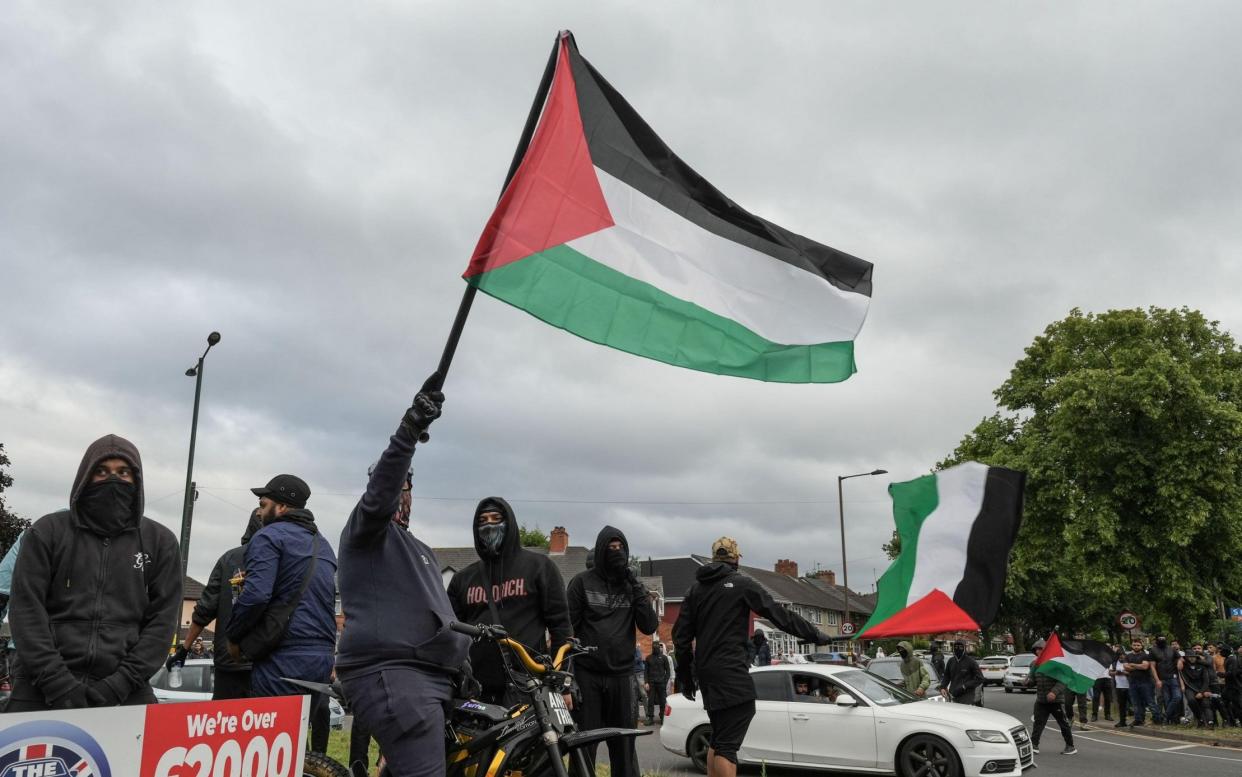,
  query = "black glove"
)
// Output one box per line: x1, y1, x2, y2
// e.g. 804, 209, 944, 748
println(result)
681, 678, 697, 702
401, 372, 445, 443
166, 645, 189, 672
88, 677, 126, 706
455, 658, 482, 700
50, 684, 91, 710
